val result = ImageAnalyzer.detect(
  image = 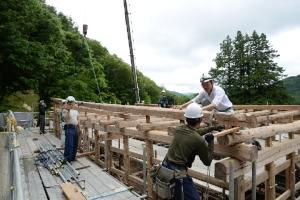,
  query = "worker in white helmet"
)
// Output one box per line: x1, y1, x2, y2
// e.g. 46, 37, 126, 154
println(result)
179, 75, 233, 112
155, 103, 221, 200
63, 96, 80, 162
